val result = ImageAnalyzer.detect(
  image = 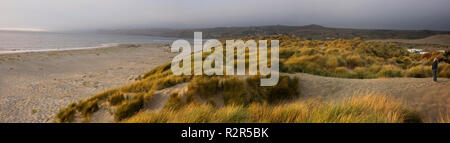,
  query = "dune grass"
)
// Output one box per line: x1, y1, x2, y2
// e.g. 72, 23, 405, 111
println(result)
56, 35, 449, 123
271, 35, 449, 78
185, 75, 299, 106
114, 94, 144, 121
438, 113, 450, 123
123, 93, 423, 123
